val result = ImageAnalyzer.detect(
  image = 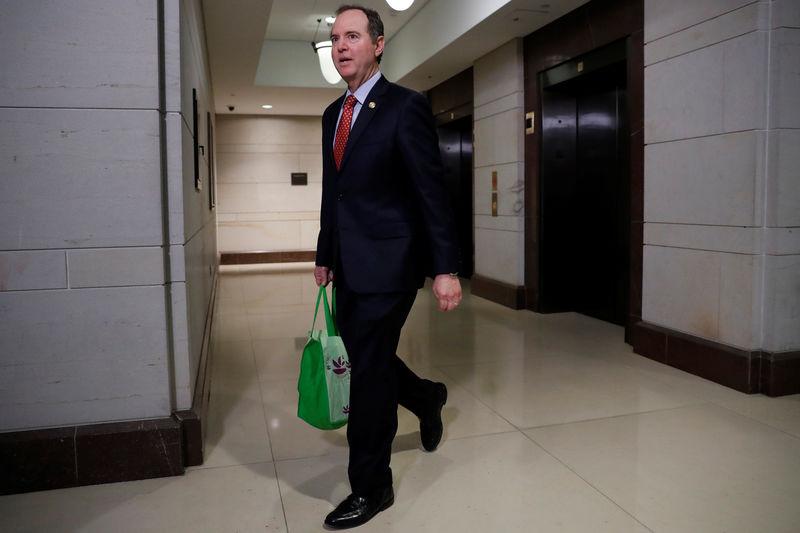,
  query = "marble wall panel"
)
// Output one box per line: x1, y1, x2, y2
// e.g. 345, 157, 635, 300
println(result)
770, 28, 800, 130
644, 0, 751, 42
215, 116, 321, 147
645, 32, 767, 143
473, 39, 523, 107
163, 0, 181, 113
643, 245, 762, 349
215, 115, 323, 253
0, 108, 162, 250
259, 183, 321, 214
474, 92, 525, 122
218, 183, 265, 214
217, 152, 306, 184
68, 247, 164, 288
169, 280, 192, 411
0, 251, 66, 291
218, 220, 303, 252
165, 112, 186, 246
474, 228, 523, 286
773, 0, 800, 29
184, 223, 215, 407
645, 2, 767, 65
644, 131, 763, 226
300, 220, 321, 250
474, 109, 525, 168
718, 252, 761, 350
643, 246, 722, 342
474, 215, 525, 233
762, 254, 800, 352
0, 358, 171, 431
644, 223, 758, 254
767, 129, 800, 227
0, 286, 170, 430
0, 0, 159, 109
